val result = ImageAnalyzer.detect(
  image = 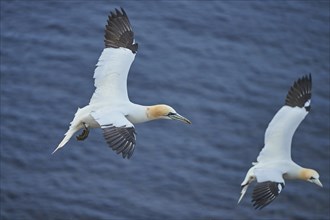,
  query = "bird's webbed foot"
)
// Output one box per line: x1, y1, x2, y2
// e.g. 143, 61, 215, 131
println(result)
76, 123, 89, 141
